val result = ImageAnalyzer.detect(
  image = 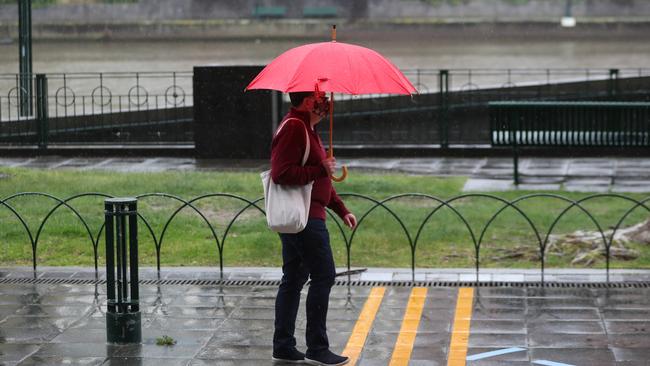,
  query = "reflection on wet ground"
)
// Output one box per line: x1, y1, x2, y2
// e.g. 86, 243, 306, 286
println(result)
1, 267, 650, 365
